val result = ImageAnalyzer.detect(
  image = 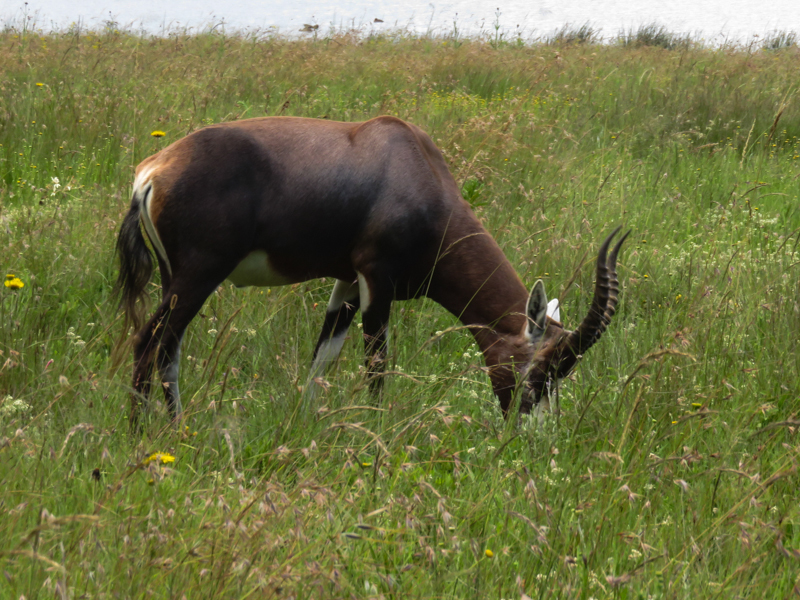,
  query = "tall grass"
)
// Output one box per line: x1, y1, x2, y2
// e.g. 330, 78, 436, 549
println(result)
618, 24, 692, 50
1, 25, 799, 599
